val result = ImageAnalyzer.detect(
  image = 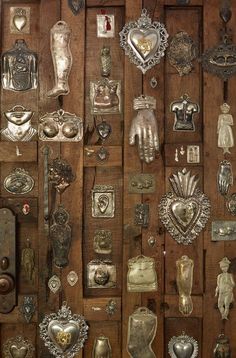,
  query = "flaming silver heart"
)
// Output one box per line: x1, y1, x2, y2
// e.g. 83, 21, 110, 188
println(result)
168, 332, 198, 358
